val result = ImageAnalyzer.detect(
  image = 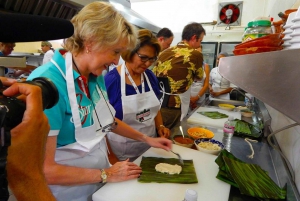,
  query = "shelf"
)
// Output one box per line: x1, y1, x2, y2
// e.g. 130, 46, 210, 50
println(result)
218, 48, 300, 124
